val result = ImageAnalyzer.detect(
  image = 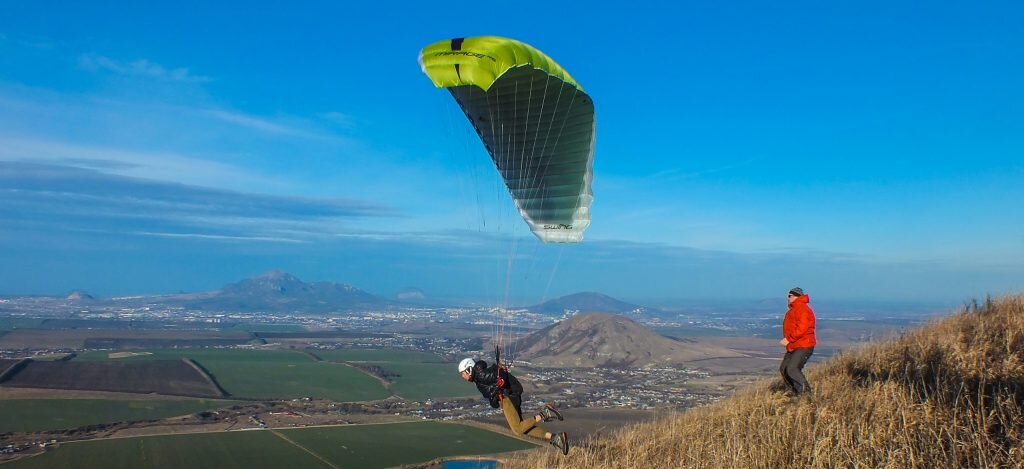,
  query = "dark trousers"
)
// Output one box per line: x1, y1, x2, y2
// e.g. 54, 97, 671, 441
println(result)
780, 347, 814, 394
